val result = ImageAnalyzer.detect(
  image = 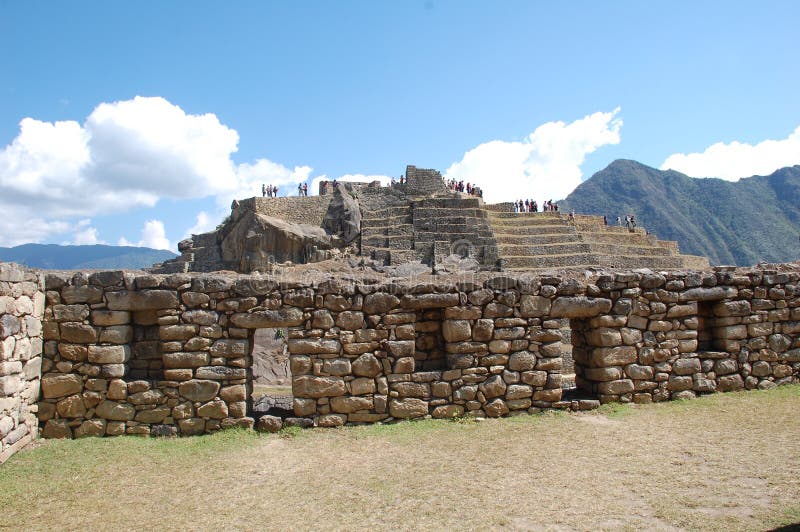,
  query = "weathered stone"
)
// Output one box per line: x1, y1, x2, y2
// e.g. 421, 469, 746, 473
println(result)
389, 398, 428, 418
59, 322, 98, 343
484, 398, 510, 417
197, 399, 229, 419
42, 419, 72, 439
352, 353, 382, 377
717, 374, 745, 391
163, 351, 210, 369
178, 379, 221, 402
96, 400, 136, 421
87, 345, 130, 364
386, 341, 415, 357
401, 293, 459, 309
230, 308, 305, 328
159, 324, 198, 341
393, 381, 430, 398
550, 297, 612, 318
256, 415, 283, 433
624, 364, 654, 380
330, 396, 373, 413
287, 338, 341, 355
478, 374, 507, 399
432, 405, 464, 418
135, 406, 171, 423
55, 394, 86, 418
589, 346, 637, 367
508, 351, 536, 372
519, 295, 552, 317
106, 290, 180, 311
41, 373, 82, 399
336, 311, 365, 331
311, 310, 335, 329
442, 320, 472, 342
597, 379, 634, 395
293, 375, 347, 398
195, 366, 247, 380
672, 358, 701, 375
210, 339, 249, 358
362, 293, 400, 314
